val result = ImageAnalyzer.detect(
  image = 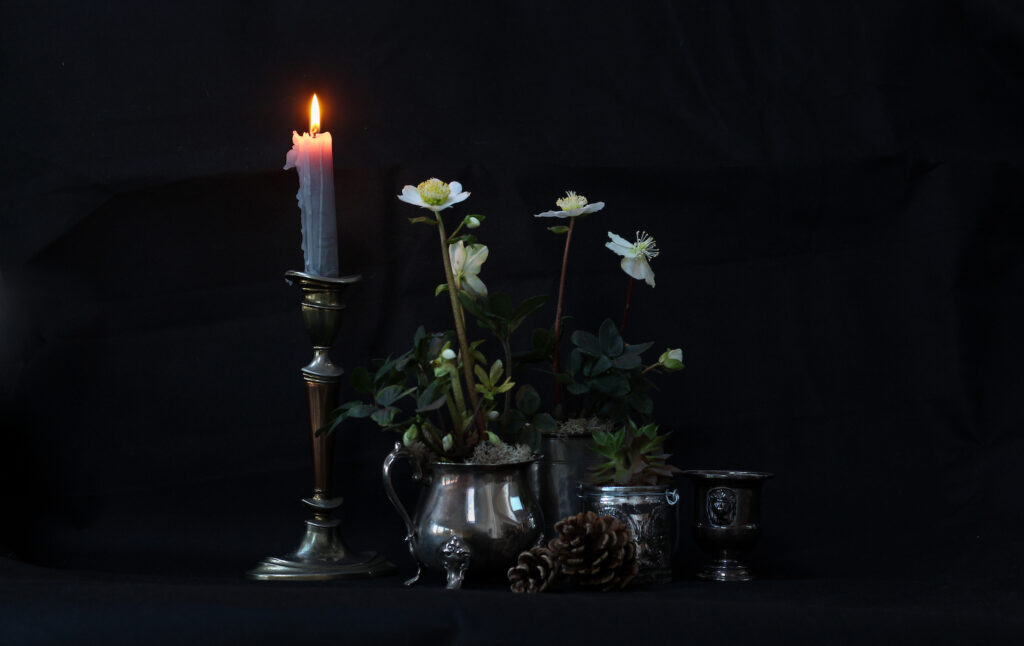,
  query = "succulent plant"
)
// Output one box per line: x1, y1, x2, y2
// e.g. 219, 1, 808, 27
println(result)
587, 419, 681, 486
